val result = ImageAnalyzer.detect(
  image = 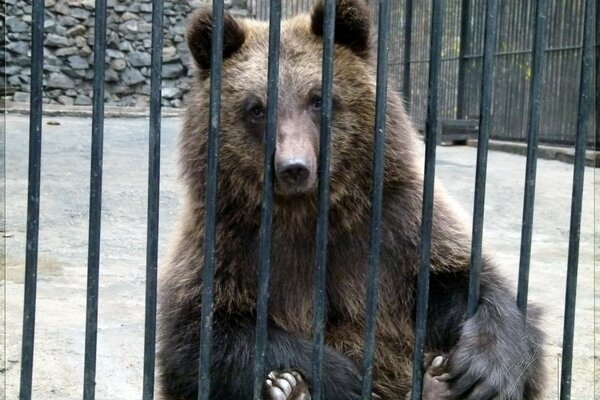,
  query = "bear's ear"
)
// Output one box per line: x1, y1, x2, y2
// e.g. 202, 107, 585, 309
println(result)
311, 0, 371, 57
186, 8, 247, 70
